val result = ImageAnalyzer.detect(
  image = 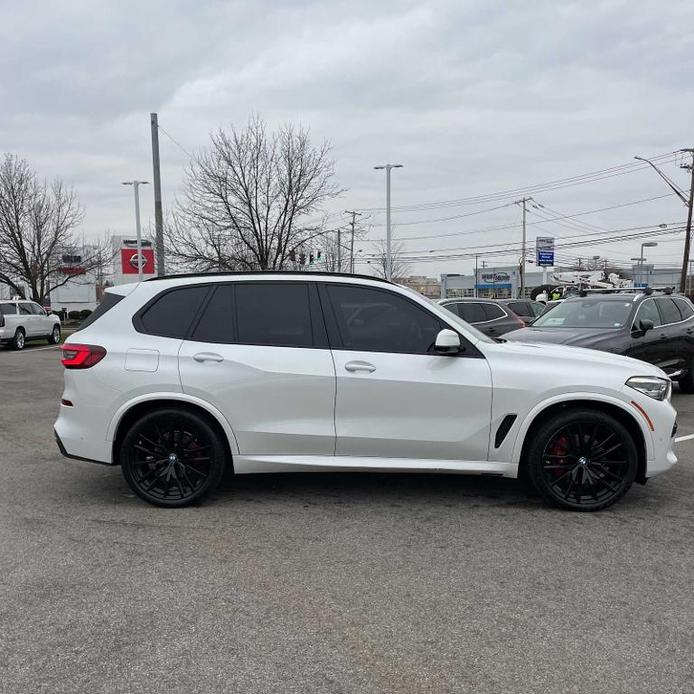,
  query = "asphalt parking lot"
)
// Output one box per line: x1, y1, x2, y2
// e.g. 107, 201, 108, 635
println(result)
1, 345, 694, 694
